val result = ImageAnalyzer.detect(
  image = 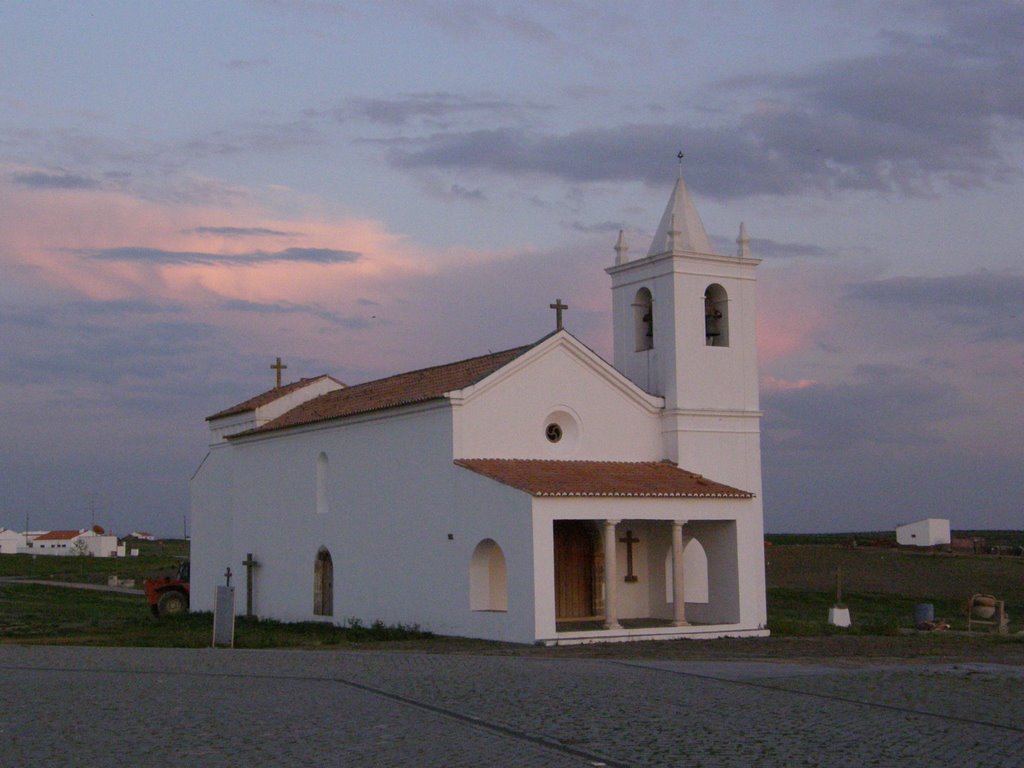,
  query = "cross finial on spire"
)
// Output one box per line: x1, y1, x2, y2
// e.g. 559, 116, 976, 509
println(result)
271, 357, 287, 388
677, 150, 684, 178
549, 298, 568, 331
